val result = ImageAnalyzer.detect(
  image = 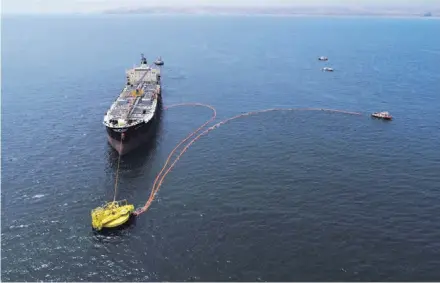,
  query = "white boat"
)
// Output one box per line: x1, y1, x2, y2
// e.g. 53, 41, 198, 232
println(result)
154, 57, 164, 66
371, 111, 392, 120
